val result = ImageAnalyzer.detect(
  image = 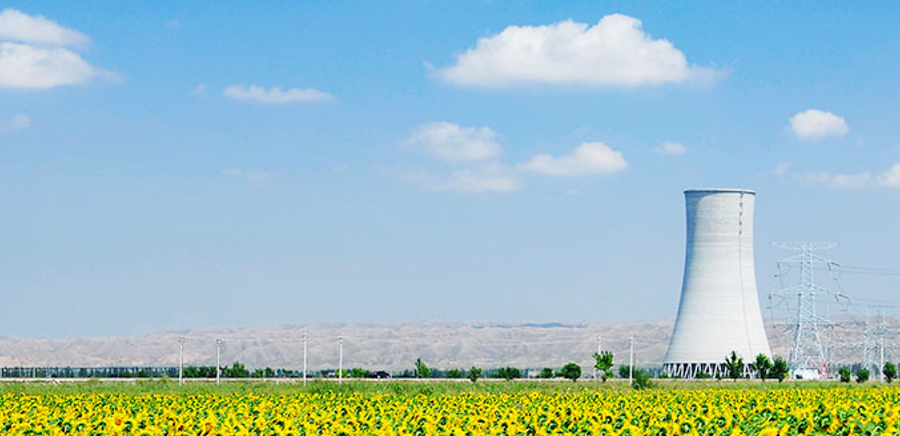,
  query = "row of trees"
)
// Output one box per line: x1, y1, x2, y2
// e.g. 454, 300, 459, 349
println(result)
721, 352, 791, 382
180, 363, 287, 378
412, 359, 583, 382
836, 361, 898, 383
720, 352, 900, 383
